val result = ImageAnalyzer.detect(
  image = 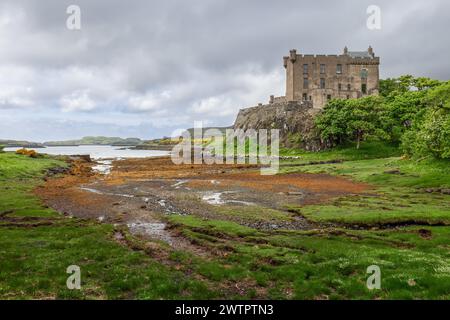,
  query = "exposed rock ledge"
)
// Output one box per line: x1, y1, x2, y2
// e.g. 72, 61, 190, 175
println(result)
233, 100, 327, 151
